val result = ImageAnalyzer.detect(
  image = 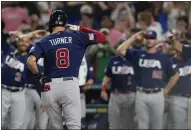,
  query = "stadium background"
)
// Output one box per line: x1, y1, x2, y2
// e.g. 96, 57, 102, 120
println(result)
1, 1, 191, 129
